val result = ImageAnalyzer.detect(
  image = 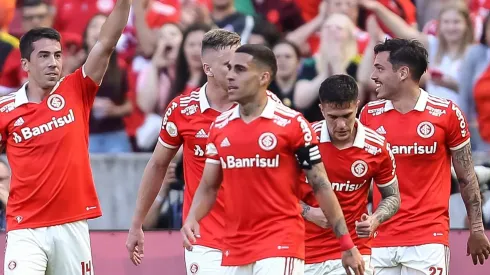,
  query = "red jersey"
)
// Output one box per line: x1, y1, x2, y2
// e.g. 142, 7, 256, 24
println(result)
159, 85, 282, 250
159, 84, 226, 250
360, 89, 470, 247
300, 120, 397, 264
205, 97, 320, 266
0, 67, 102, 231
